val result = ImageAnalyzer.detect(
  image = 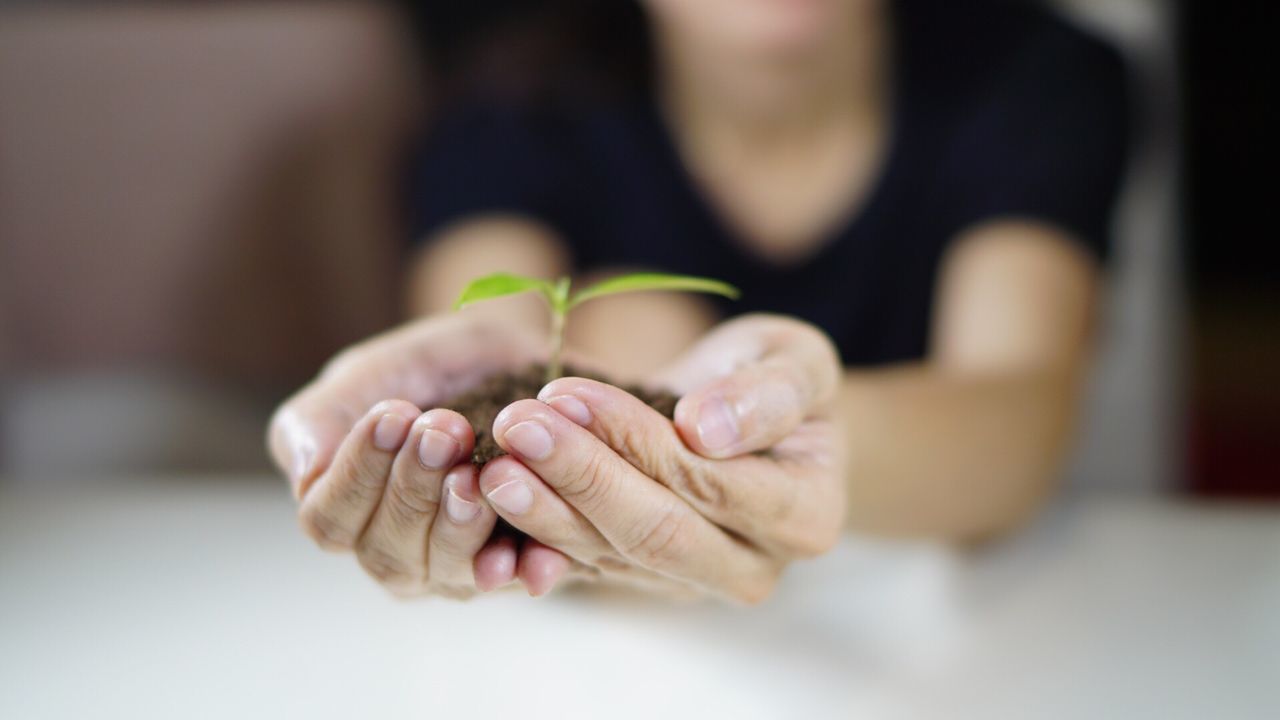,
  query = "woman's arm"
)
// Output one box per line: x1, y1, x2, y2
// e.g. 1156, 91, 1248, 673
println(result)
839, 219, 1099, 540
